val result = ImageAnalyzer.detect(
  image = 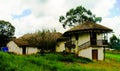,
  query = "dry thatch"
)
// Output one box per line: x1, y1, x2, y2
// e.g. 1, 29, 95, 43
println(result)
13, 33, 37, 47
63, 21, 112, 36
13, 32, 62, 47
56, 37, 69, 42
